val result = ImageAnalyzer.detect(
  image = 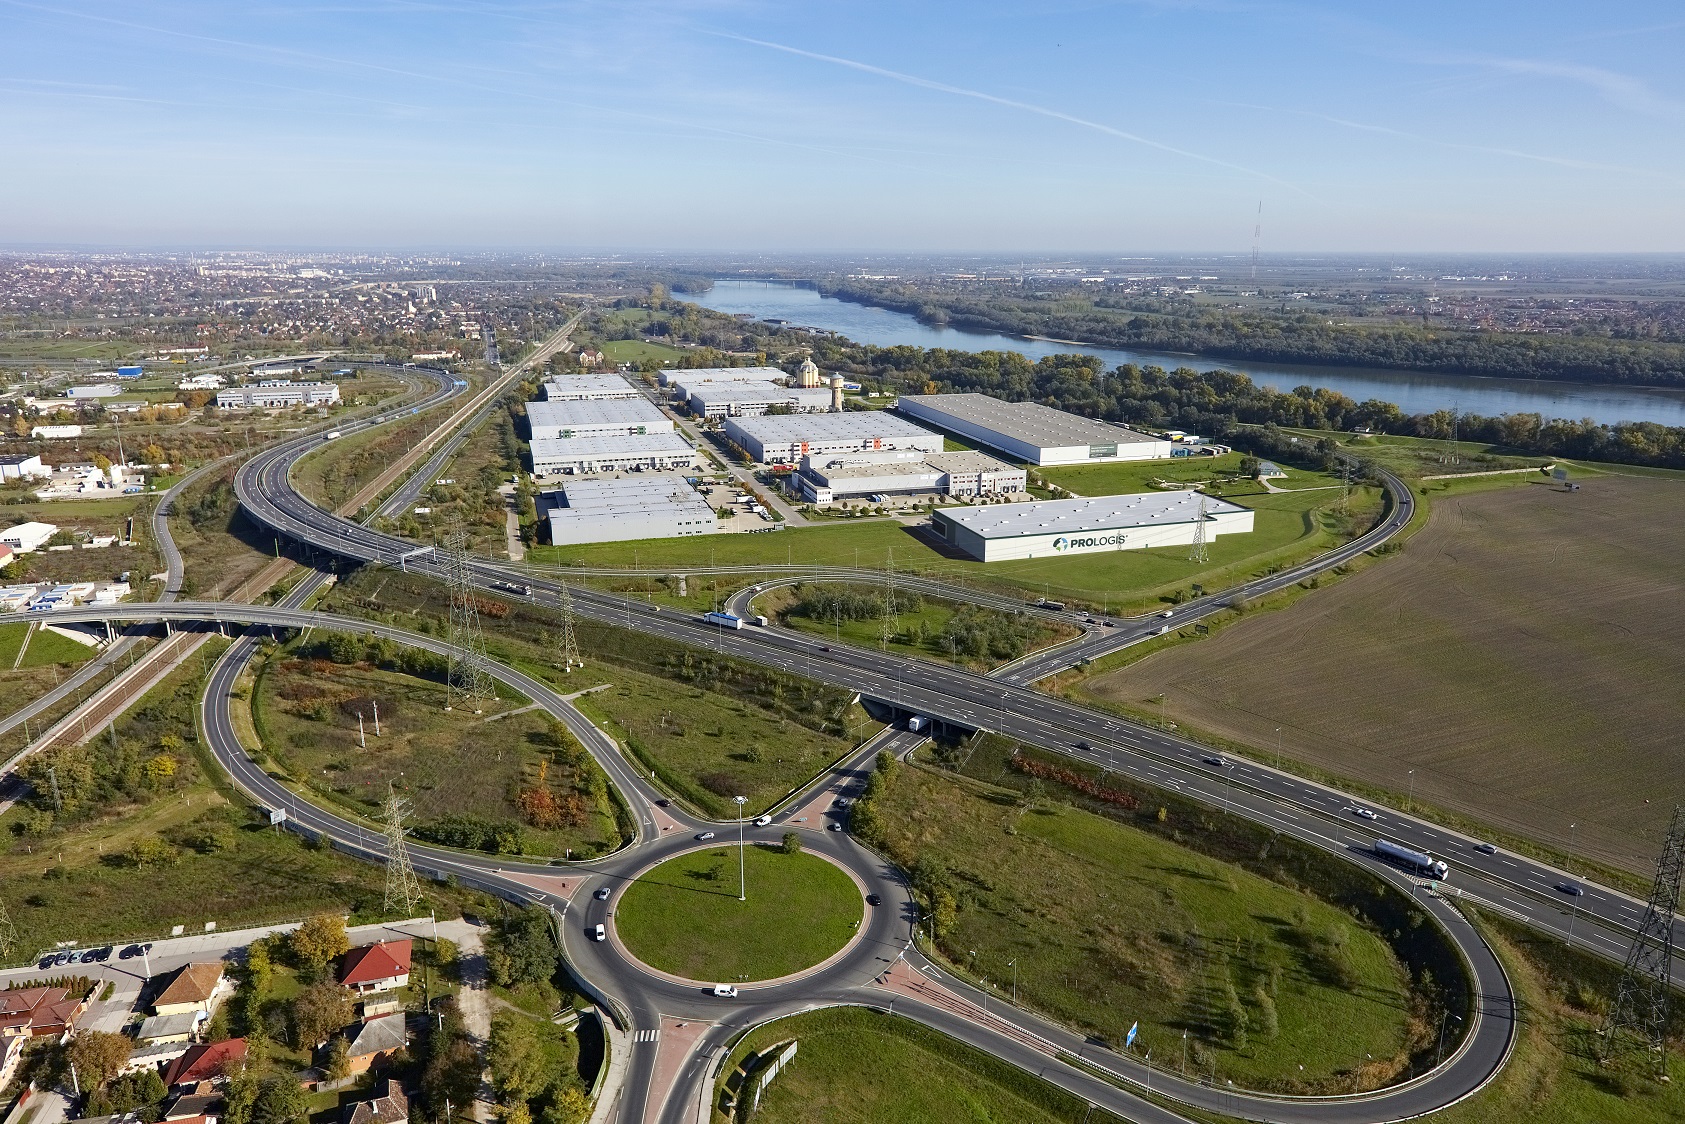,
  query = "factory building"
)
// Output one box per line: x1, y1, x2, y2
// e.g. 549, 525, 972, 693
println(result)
526, 398, 673, 441
65, 384, 122, 399
930, 491, 1254, 563
683, 381, 834, 419
544, 477, 717, 546
796, 449, 1025, 505
657, 365, 788, 388
530, 432, 698, 476
896, 393, 1171, 466
0, 454, 48, 483
539, 374, 644, 402
216, 381, 342, 409
724, 412, 943, 465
